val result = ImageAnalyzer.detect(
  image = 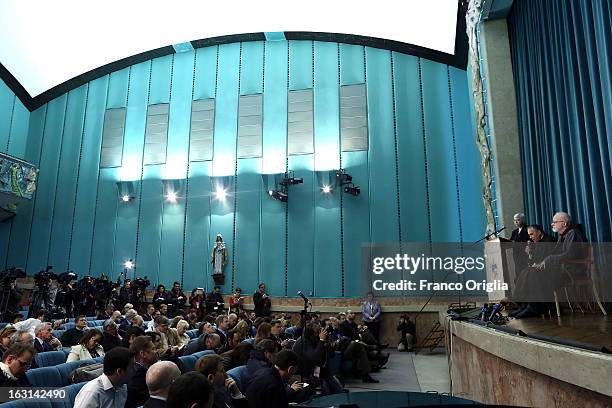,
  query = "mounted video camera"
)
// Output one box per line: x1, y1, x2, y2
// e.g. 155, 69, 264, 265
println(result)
57, 271, 77, 285
33, 266, 58, 290
0, 267, 26, 288
133, 277, 150, 290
